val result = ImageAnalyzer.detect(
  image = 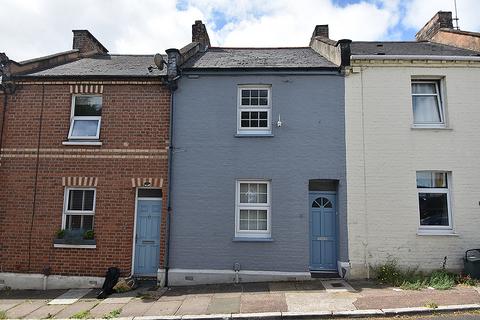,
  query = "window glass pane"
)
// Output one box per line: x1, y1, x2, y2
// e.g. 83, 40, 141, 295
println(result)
83, 190, 95, 210
241, 90, 249, 98
69, 215, 82, 229
68, 190, 84, 210
259, 120, 267, 127
259, 112, 268, 119
241, 120, 249, 127
258, 220, 267, 230
241, 98, 249, 105
74, 96, 102, 116
259, 90, 268, 97
240, 220, 248, 230
258, 183, 267, 193
259, 98, 268, 105
83, 215, 94, 231
240, 183, 248, 193
419, 193, 449, 226
138, 189, 162, 198
412, 96, 441, 123
417, 172, 447, 188
240, 210, 248, 219
71, 119, 99, 137
251, 90, 259, 97
412, 83, 437, 94
258, 210, 267, 220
